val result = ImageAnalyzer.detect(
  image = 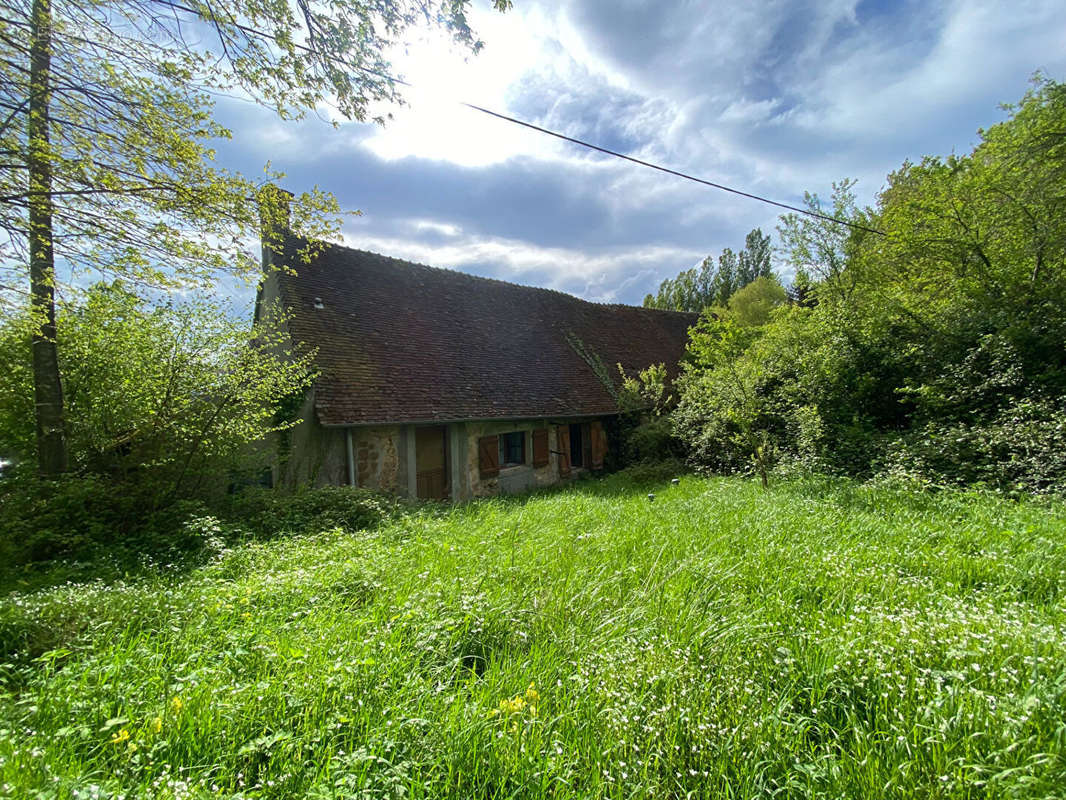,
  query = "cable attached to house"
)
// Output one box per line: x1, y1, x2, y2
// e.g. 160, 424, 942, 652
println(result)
148, 0, 885, 236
